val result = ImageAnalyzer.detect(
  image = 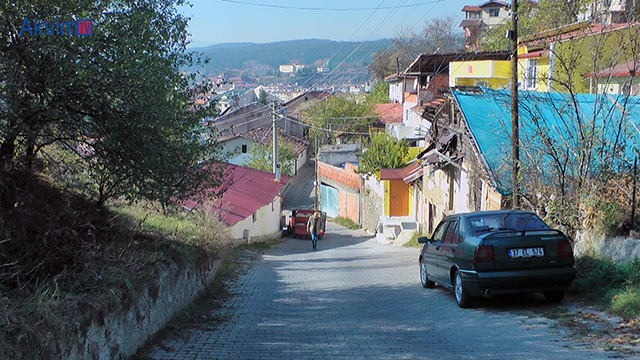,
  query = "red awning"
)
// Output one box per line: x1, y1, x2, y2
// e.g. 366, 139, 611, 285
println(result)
399, 162, 423, 184
379, 168, 404, 181
519, 50, 547, 59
